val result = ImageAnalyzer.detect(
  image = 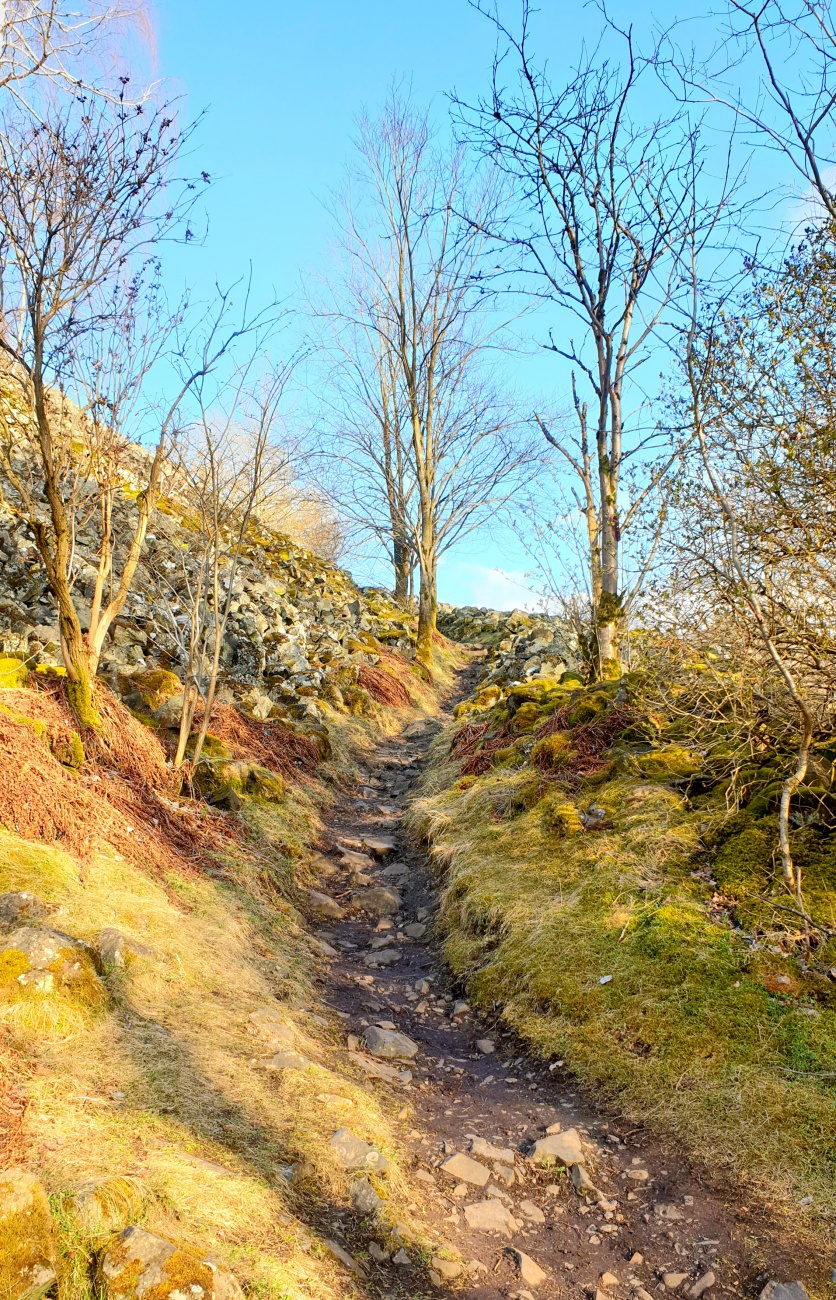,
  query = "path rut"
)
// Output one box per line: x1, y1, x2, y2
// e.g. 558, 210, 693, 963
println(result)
307, 670, 814, 1300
